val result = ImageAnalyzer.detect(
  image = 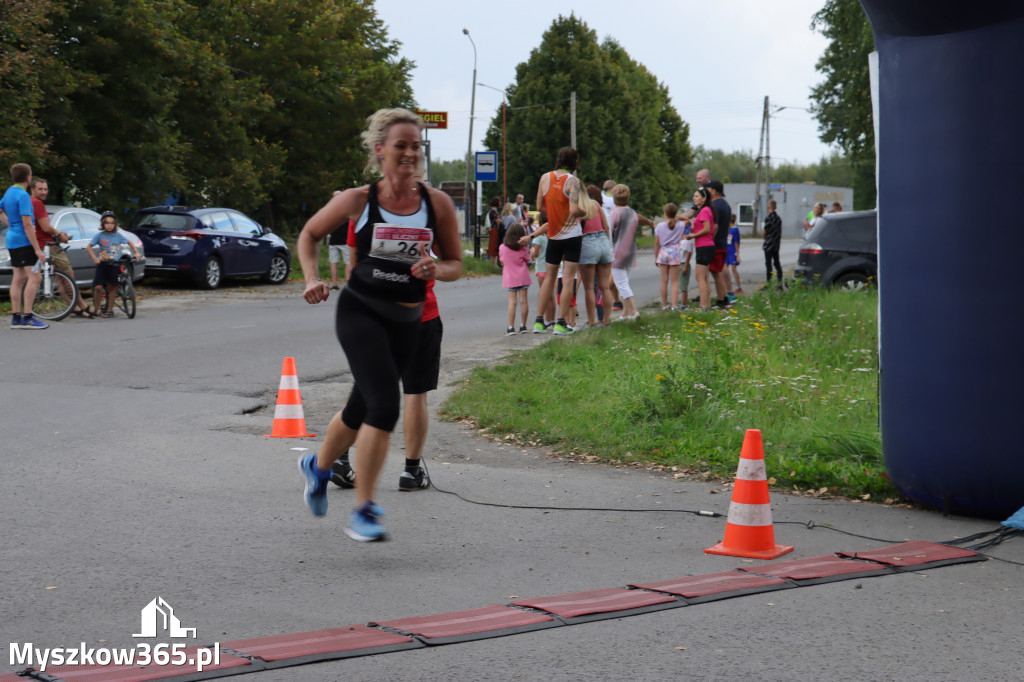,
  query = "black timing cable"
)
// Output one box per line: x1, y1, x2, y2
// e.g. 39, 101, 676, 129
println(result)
419, 458, 722, 517
418, 458, 1024, 564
